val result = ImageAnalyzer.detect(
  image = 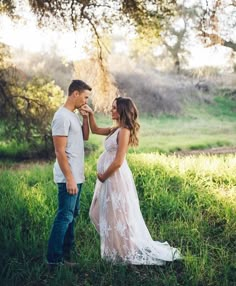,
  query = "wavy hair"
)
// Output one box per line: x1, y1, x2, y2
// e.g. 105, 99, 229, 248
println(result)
115, 97, 140, 147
